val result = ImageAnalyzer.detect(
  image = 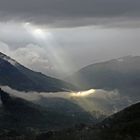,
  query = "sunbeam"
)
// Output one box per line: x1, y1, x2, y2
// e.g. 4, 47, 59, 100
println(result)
23, 22, 48, 40
23, 22, 73, 77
